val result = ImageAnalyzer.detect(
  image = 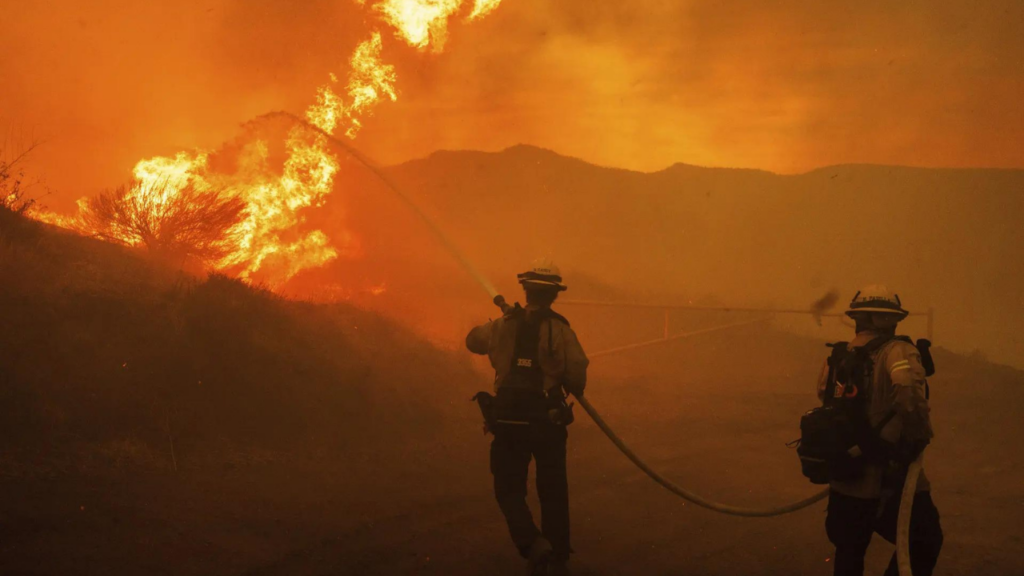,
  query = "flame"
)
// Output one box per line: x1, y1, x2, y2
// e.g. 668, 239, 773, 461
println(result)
34, 0, 502, 288
215, 131, 342, 279
373, 0, 504, 51
345, 32, 398, 138
307, 84, 346, 135
132, 152, 210, 200
375, 0, 463, 52
31, 198, 88, 229
308, 32, 397, 139
467, 0, 502, 20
